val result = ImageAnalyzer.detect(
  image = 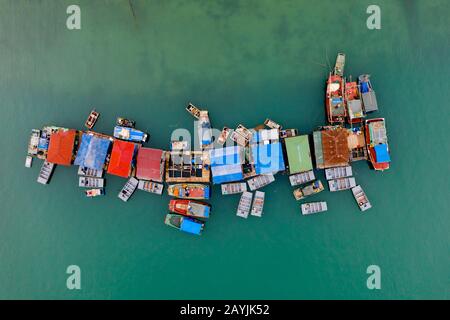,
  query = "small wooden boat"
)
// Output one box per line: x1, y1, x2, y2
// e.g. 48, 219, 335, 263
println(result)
85, 188, 105, 198
25, 156, 33, 168
167, 183, 210, 200
164, 213, 204, 235
78, 166, 103, 178
325, 166, 352, 180
229, 130, 247, 147
334, 53, 346, 76
116, 117, 136, 128
365, 118, 390, 171
138, 180, 164, 195
358, 74, 378, 112
85, 109, 100, 129
235, 124, 252, 142
79, 177, 104, 188
289, 170, 315, 186
247, 174, 275, 191
186, 102, 201, 119
301, 202, 328, 215
236, 191, 253, 218
221, 182, 247, 195
250, 191, 265, 217
293, 180, 324, 200
279, 129, 298, 139
328, 177, 356, 192
264, 118, 282, 130
118, 177, 138, 202
37, 161, 55, 184
168, 199, 210, 219
27, 129, 40, 156
217, 127, 231, 145
351, 185, 372, 212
